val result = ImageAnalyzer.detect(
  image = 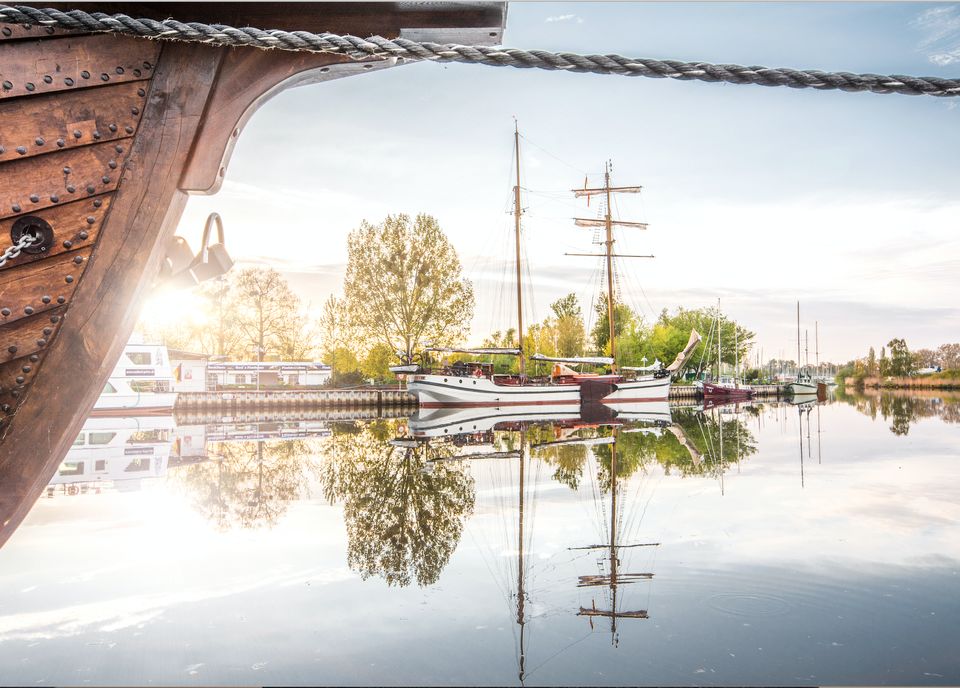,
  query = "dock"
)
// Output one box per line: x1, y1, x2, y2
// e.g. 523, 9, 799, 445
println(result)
175, 389, 417, 413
